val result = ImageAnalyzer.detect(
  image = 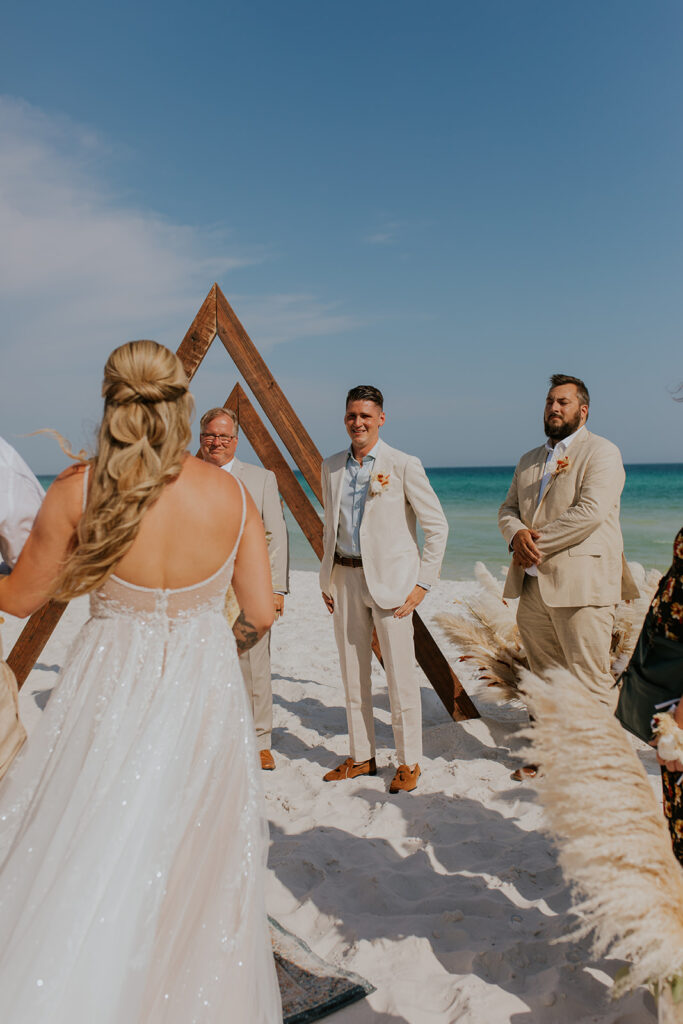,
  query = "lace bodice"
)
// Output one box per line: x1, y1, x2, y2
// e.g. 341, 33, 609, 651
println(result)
89, 555, 237, 625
